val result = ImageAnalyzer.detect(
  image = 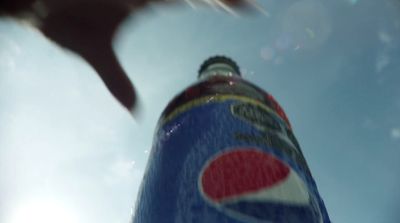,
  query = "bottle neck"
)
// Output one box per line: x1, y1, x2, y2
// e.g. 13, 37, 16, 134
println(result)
198, 63, 241, 80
